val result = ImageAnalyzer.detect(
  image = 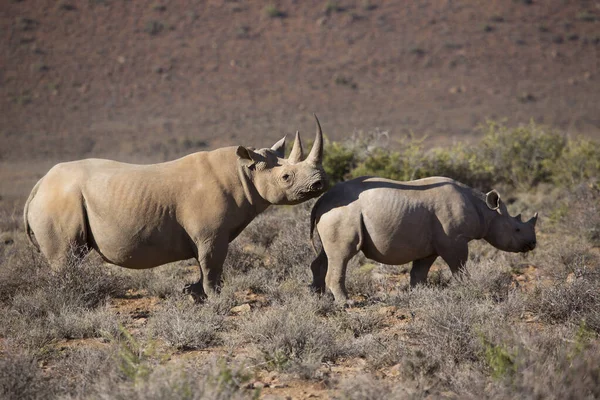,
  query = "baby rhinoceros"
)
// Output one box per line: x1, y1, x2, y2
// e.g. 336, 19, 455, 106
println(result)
309, 176, 538, 303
